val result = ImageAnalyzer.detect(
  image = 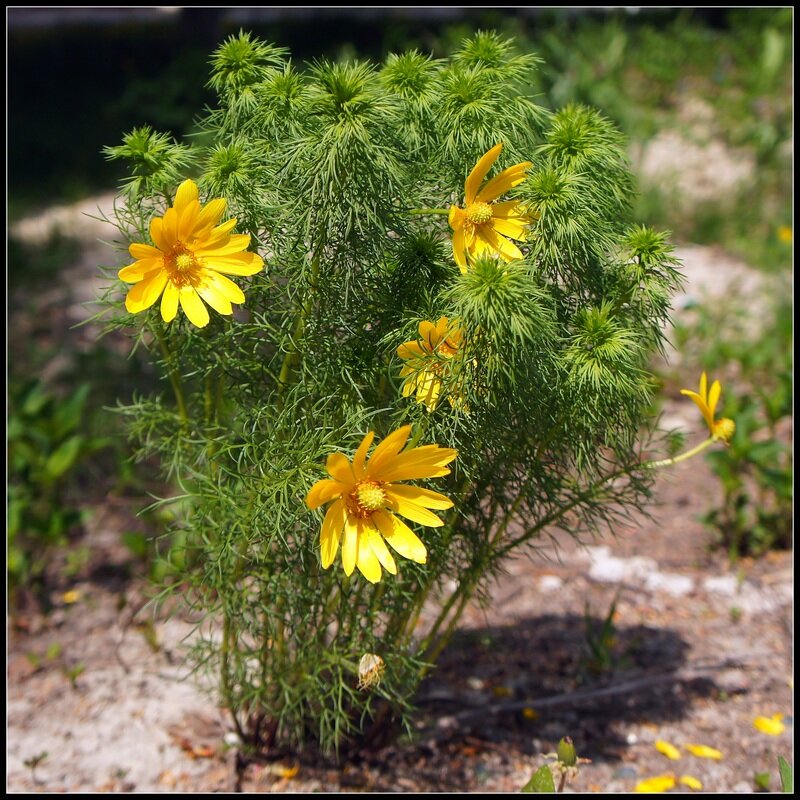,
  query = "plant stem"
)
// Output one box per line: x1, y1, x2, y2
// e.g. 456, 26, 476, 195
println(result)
153, 326, 188, 424
406, 208, 450, 216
